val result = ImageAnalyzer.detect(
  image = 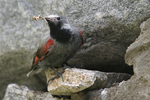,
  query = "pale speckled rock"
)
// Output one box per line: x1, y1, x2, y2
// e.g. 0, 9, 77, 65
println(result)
3, 84, 58, 100
46, 68, 131, 95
